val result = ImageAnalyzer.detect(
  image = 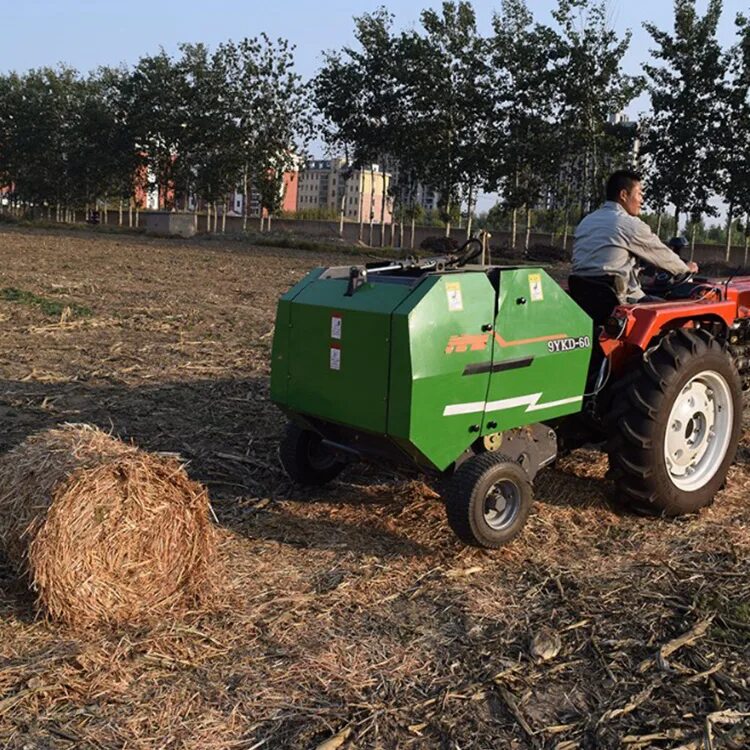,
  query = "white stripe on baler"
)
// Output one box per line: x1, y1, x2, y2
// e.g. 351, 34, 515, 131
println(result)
443, 393, 582, 417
